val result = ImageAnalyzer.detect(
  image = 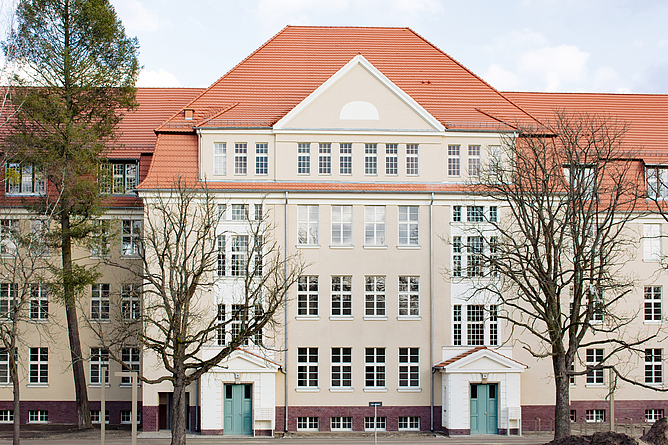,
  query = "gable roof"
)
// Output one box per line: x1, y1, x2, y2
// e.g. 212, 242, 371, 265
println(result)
434, 346, 527, 370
